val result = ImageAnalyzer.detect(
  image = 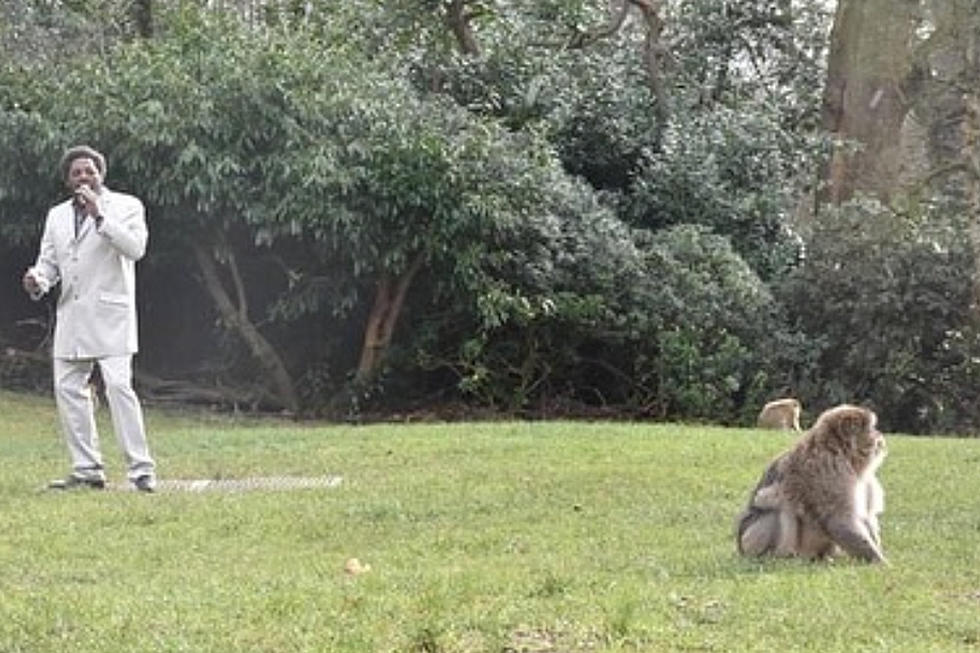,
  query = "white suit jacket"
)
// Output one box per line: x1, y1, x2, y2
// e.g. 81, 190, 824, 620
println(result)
28, 187, 148, 360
